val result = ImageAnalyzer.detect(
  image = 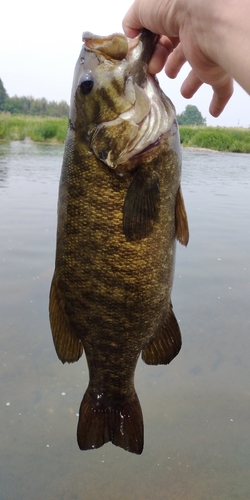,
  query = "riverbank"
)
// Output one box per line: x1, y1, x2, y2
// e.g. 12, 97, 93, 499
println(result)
0, 113, 250, 152
179, 125, 250, 153
0, 113, 68, 143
